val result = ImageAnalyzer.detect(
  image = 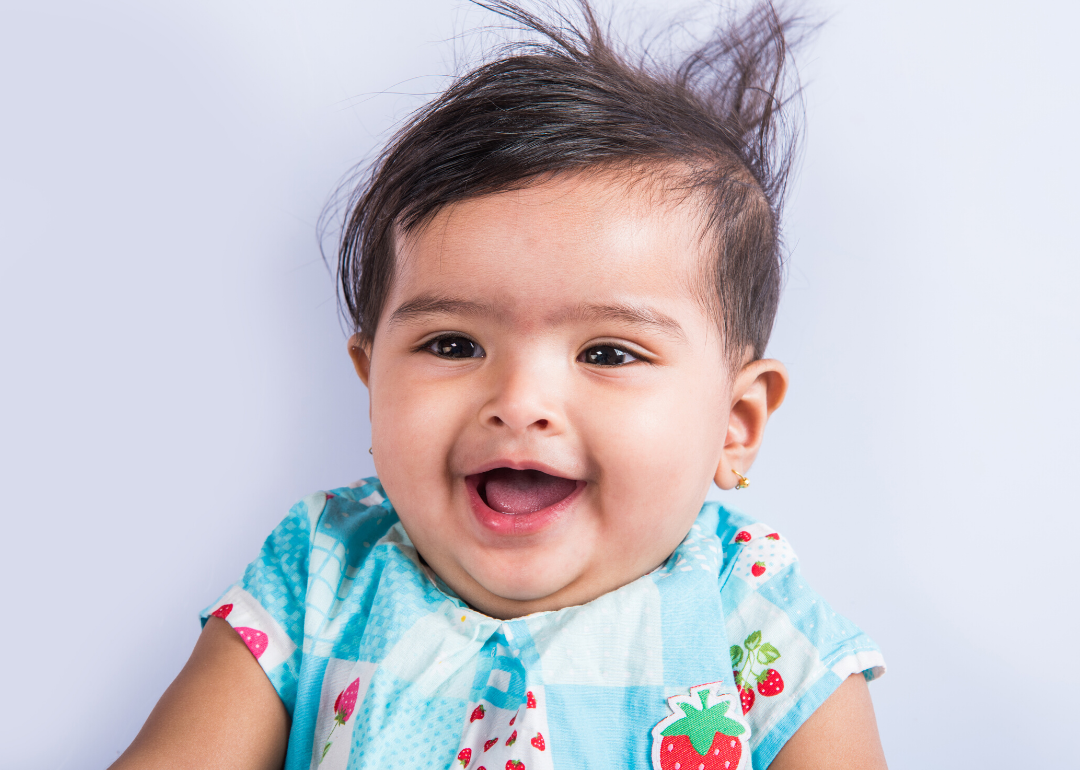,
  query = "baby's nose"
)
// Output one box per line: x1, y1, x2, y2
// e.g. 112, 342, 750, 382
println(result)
477, 359, 565, 434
